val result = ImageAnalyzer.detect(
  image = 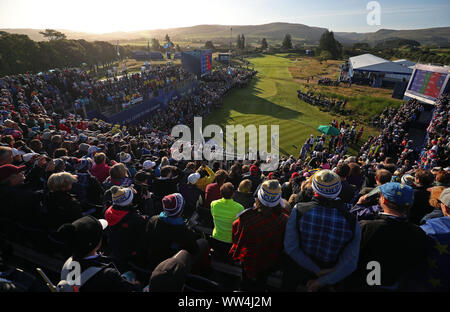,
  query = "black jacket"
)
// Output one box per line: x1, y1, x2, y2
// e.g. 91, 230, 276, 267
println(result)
72, 255, 141, 292
43, 191, 83, 231
104, 205, 148, 263
233, 191, 255, 209
0, 184, 45, 226
151, 177, 179, 202
339, 180, 357, 204
345, 214, 429, 290
144, 215, 199, 270
409, 186, 433, 225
